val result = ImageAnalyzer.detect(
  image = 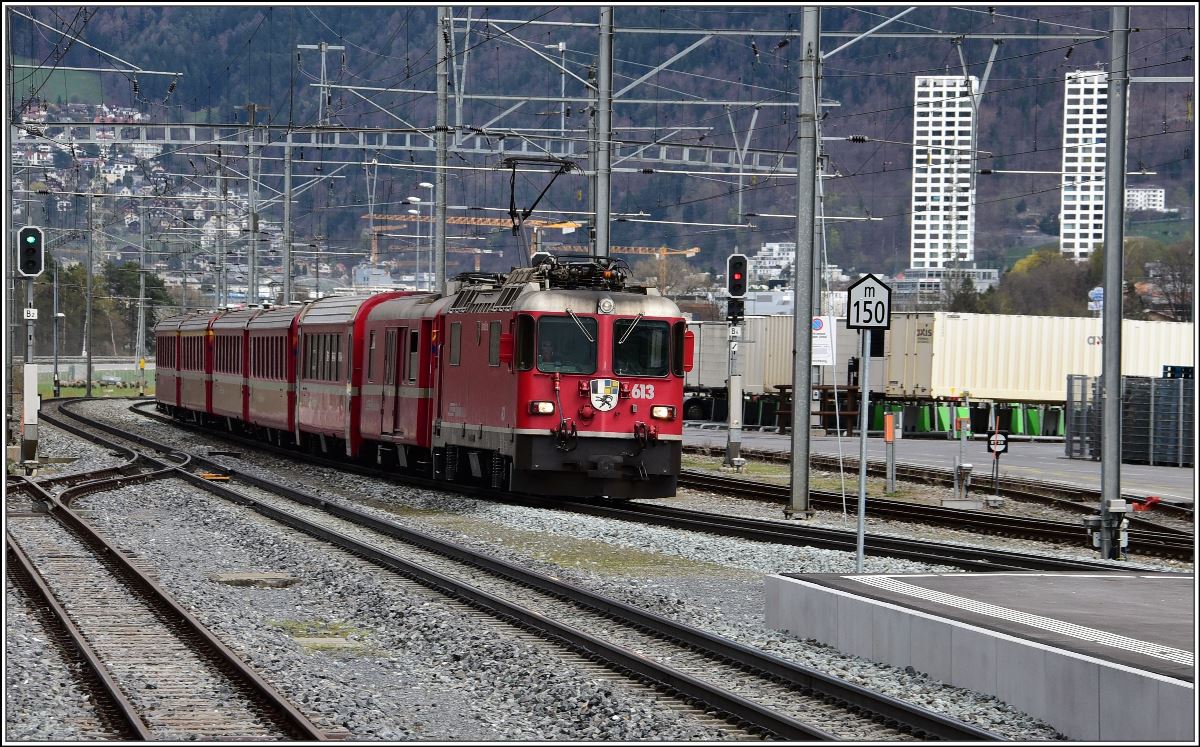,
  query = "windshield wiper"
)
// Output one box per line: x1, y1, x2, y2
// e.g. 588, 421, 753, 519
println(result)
565, 308, 595, 343
617, 313, 644, 345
